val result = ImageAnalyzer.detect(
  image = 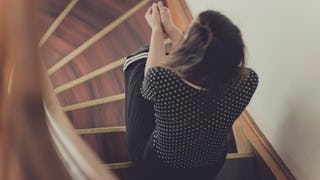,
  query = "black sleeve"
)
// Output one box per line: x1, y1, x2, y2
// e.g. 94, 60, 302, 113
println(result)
248, 69, 259, 93
141, 66, 177, 102
140, 67, 162, 102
